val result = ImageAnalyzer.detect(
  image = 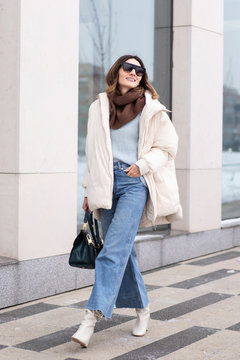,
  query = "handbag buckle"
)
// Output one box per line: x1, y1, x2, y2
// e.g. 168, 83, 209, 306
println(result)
83, 222, 87, 231
86, 233, 95, 246
96, 237, 104, 249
